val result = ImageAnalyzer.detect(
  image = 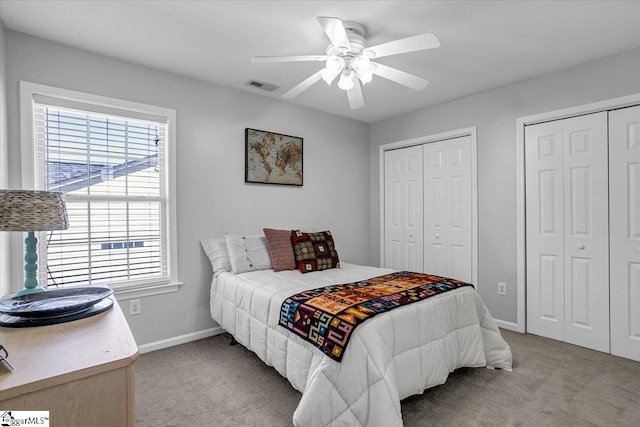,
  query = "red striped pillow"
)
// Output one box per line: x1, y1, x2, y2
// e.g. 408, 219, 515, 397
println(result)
263, 228, 296, 272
